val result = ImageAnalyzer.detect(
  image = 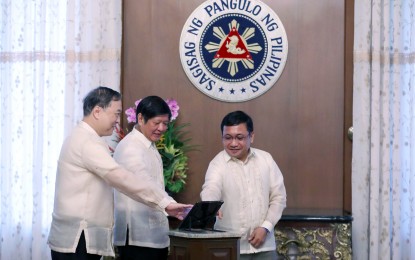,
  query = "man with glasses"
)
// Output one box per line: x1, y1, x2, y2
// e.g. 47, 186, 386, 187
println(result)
201, 110, 287, 260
